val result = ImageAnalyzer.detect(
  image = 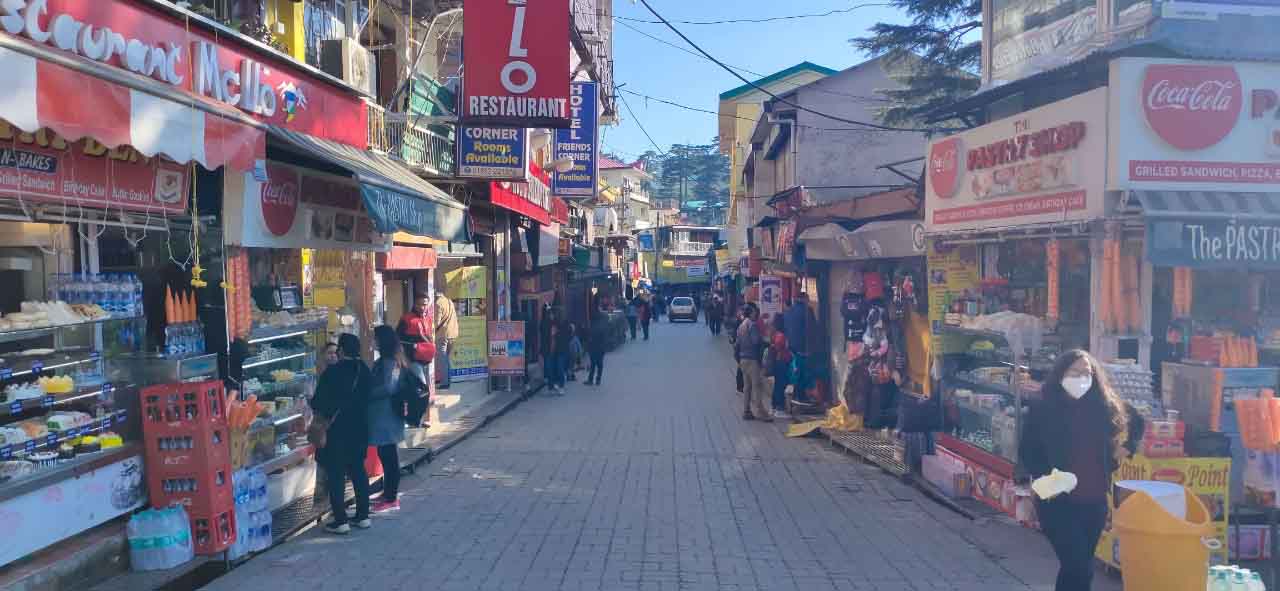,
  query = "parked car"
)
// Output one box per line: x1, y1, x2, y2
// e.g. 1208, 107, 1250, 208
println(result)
668, 297, 697, 322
